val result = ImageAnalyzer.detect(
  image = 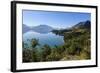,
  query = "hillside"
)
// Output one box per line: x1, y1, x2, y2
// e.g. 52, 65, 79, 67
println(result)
54, 20, 91, 60
23, 20, 91, 62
